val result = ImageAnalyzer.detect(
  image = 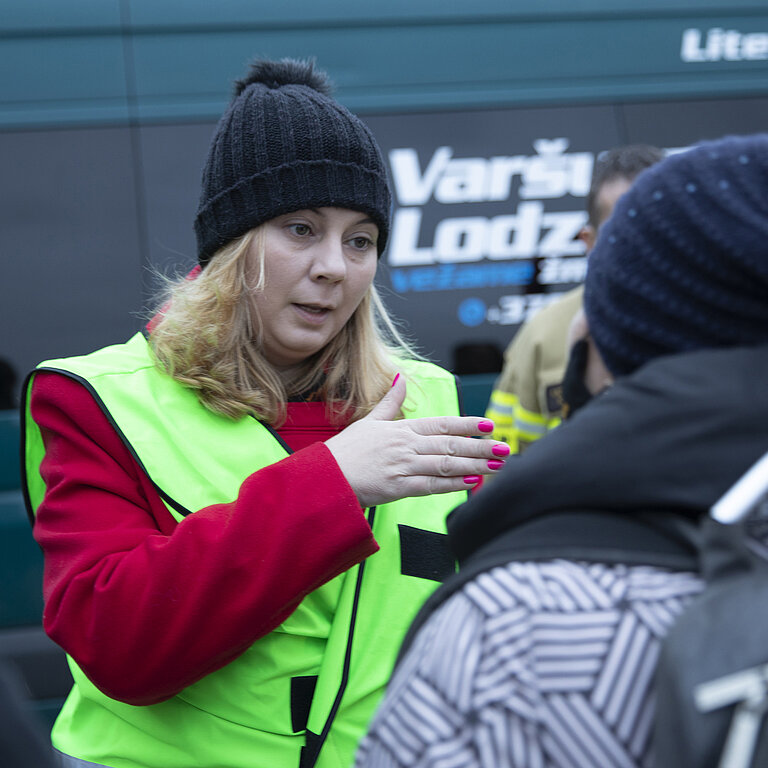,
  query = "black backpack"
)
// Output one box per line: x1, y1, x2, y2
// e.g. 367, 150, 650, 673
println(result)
654, 454, 768, 768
